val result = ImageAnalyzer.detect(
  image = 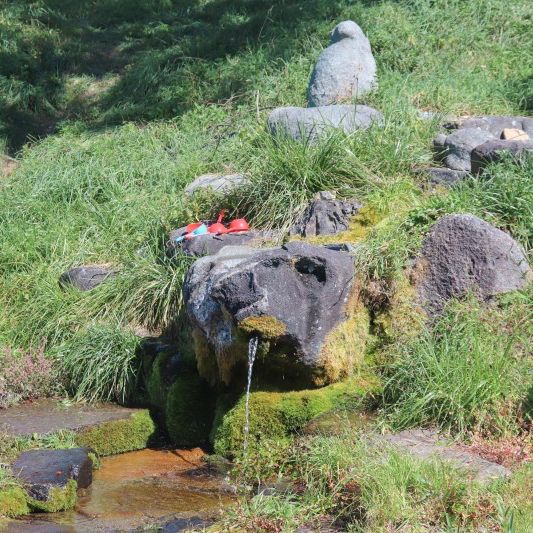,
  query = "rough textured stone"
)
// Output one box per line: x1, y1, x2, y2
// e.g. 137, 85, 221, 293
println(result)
470, 139, 533, 174
414, 214, 531, 314
184, 173, 248, 197
446, 115, 533, 137
183, 242, 357, 386
12, 448, 93, 502
290, 195, 362, 237
436, 128, 496, 171
423, 167, 470, 187
307, 20, 377, 107
501, 128, 529, 141
268, 104, 383, 142
59, 265, 115, 291
167, 229, 273, 257
381, 429, 511, 483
